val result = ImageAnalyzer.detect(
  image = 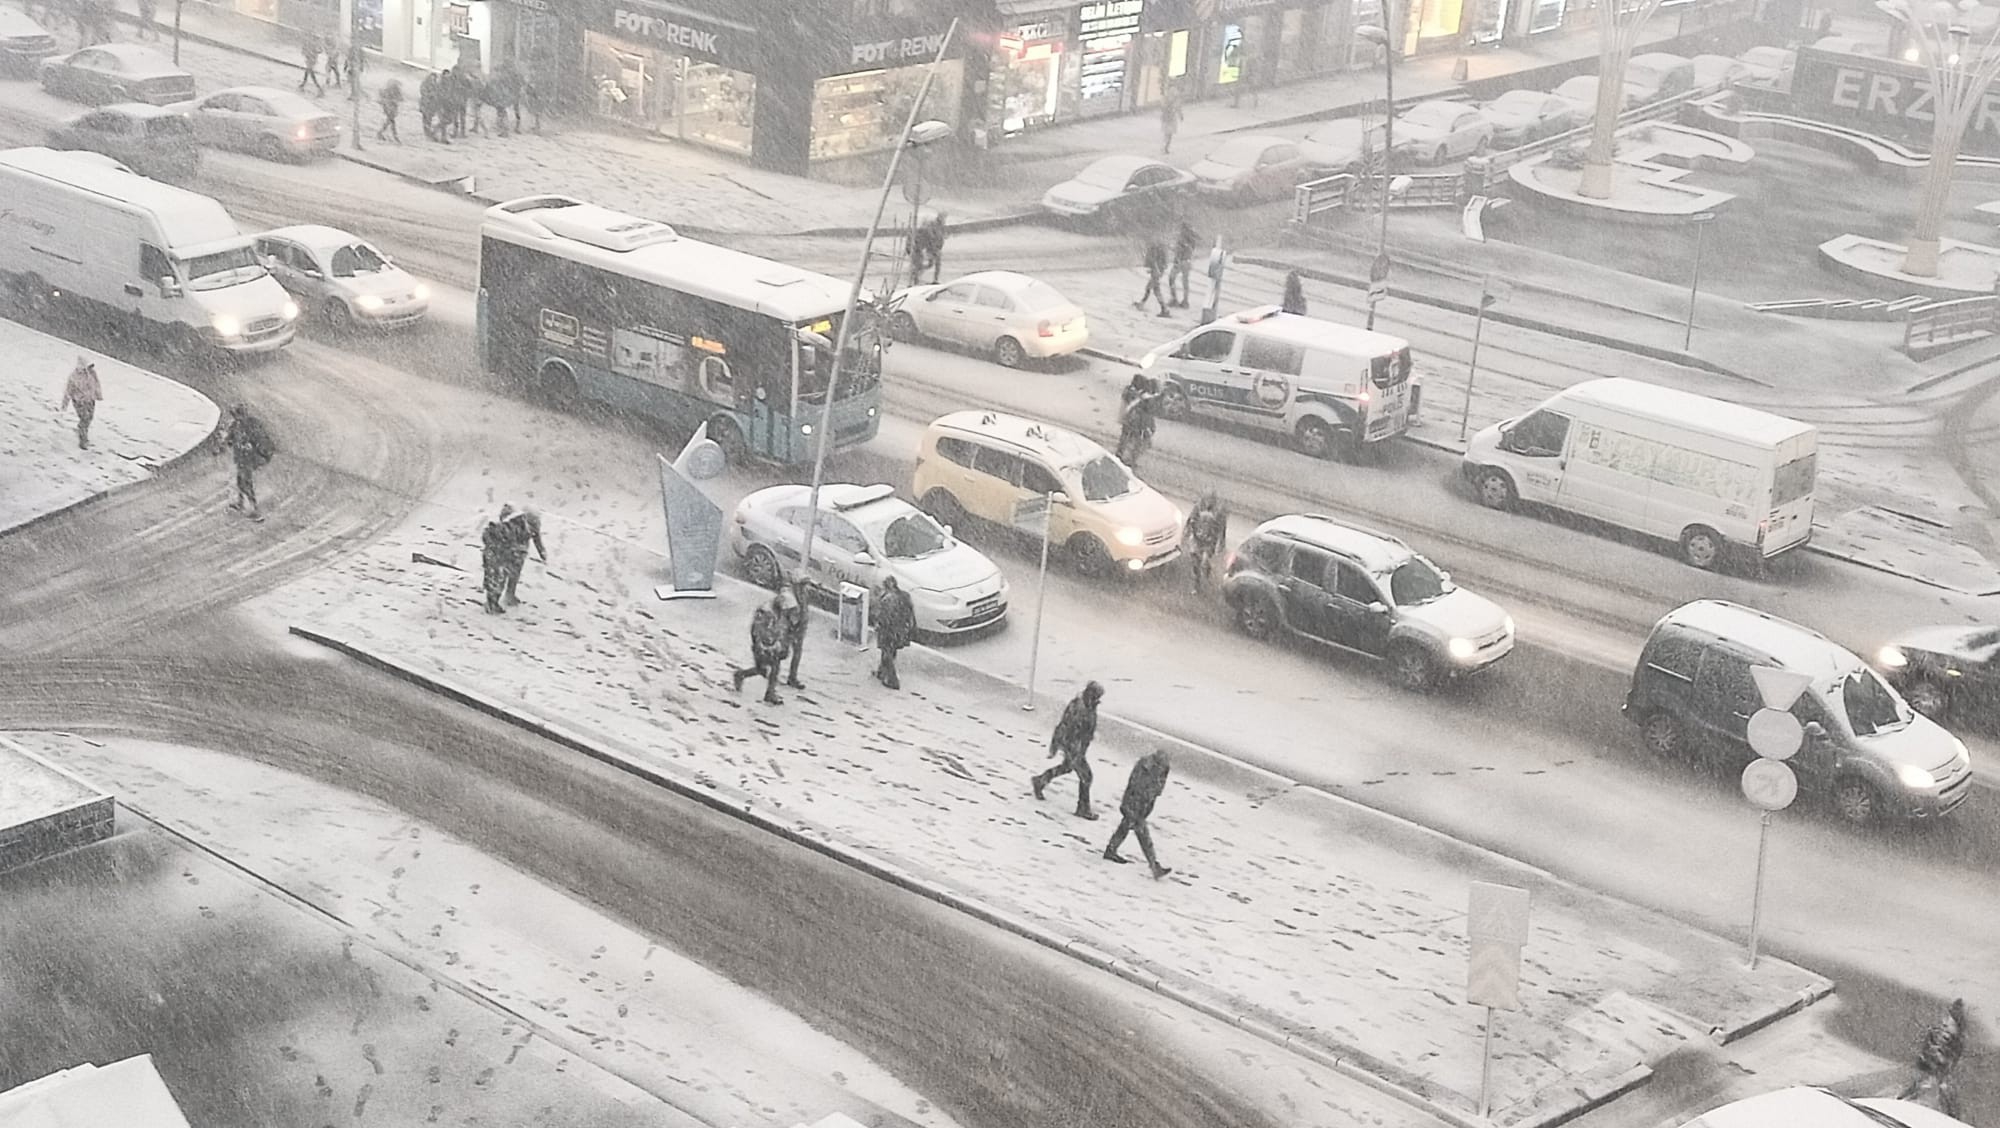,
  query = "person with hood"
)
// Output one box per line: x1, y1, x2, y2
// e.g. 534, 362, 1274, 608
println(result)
377, 78, 404, 142
1116, 374, 1161, 468
498, 504, 546, 608
873, 575, 917, 690
480, 506, 513, 615
59, 356, 102, 450
1281, 270, 1308, 316
1103, 749, 1174, 879
1184, 490, 1229, 591
1169, 221, 1197, 309
1134, 237, 1171, 318
1032, 681, 1105, 819
214, 402, 274, 521
419, 72, 445, 143
782, 573, 812, 690
731, 588, 794, 705
1898, 998, 1968, 1116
